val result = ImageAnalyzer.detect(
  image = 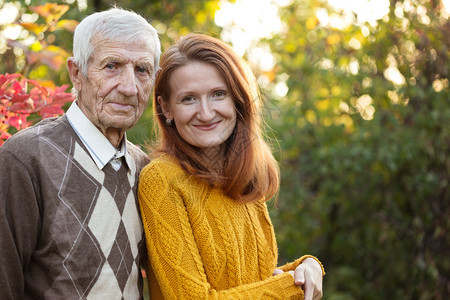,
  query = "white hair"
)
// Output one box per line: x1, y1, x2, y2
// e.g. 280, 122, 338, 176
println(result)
72, 7, 161, 78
